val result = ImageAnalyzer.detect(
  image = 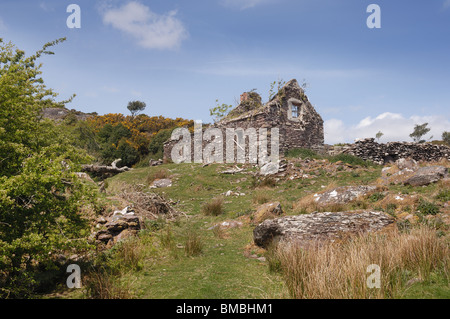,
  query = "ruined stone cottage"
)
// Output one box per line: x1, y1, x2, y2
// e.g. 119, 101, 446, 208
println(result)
163, 79, 324, 164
